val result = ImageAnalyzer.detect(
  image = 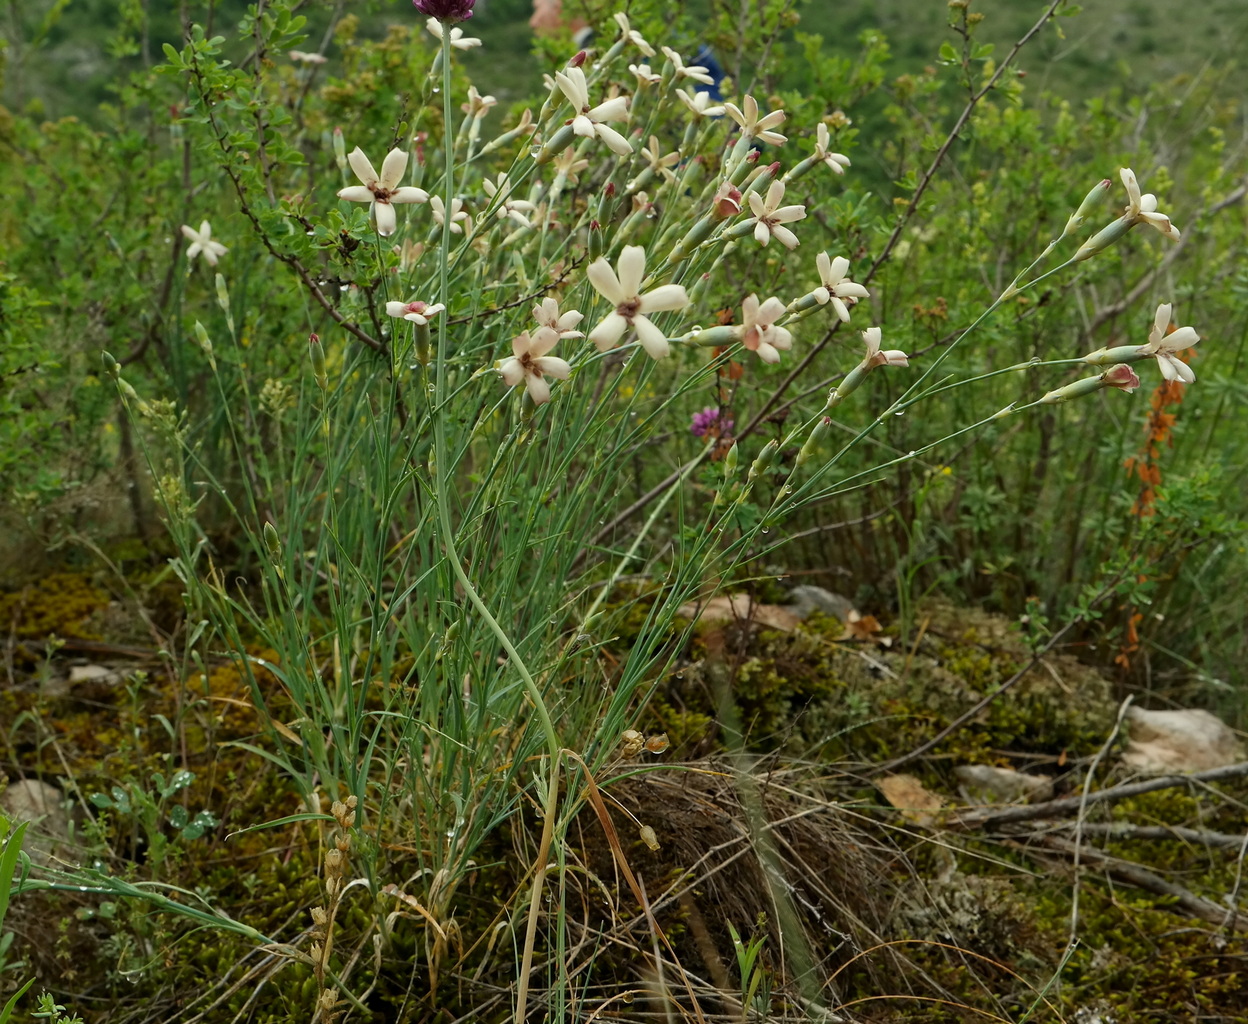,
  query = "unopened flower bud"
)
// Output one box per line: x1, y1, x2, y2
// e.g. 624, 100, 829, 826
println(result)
747, 439, 779, 483
1039, 363, 1139, 403
569, 49, 588, 68
1063, 178, 1112, 237
101, 351, 120, 378
723, 440, 739, 478
332, 127, 347, 171
795, 416, 831, 467
1074, 216, 1132, 262
194, 321, 216, 369
309, 333, 328, 391
263, 521, 282, 560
